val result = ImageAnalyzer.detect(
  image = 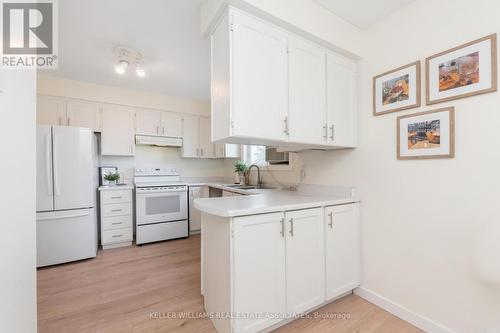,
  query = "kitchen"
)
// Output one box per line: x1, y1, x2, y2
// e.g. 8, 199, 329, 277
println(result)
2, 1, 500, 333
